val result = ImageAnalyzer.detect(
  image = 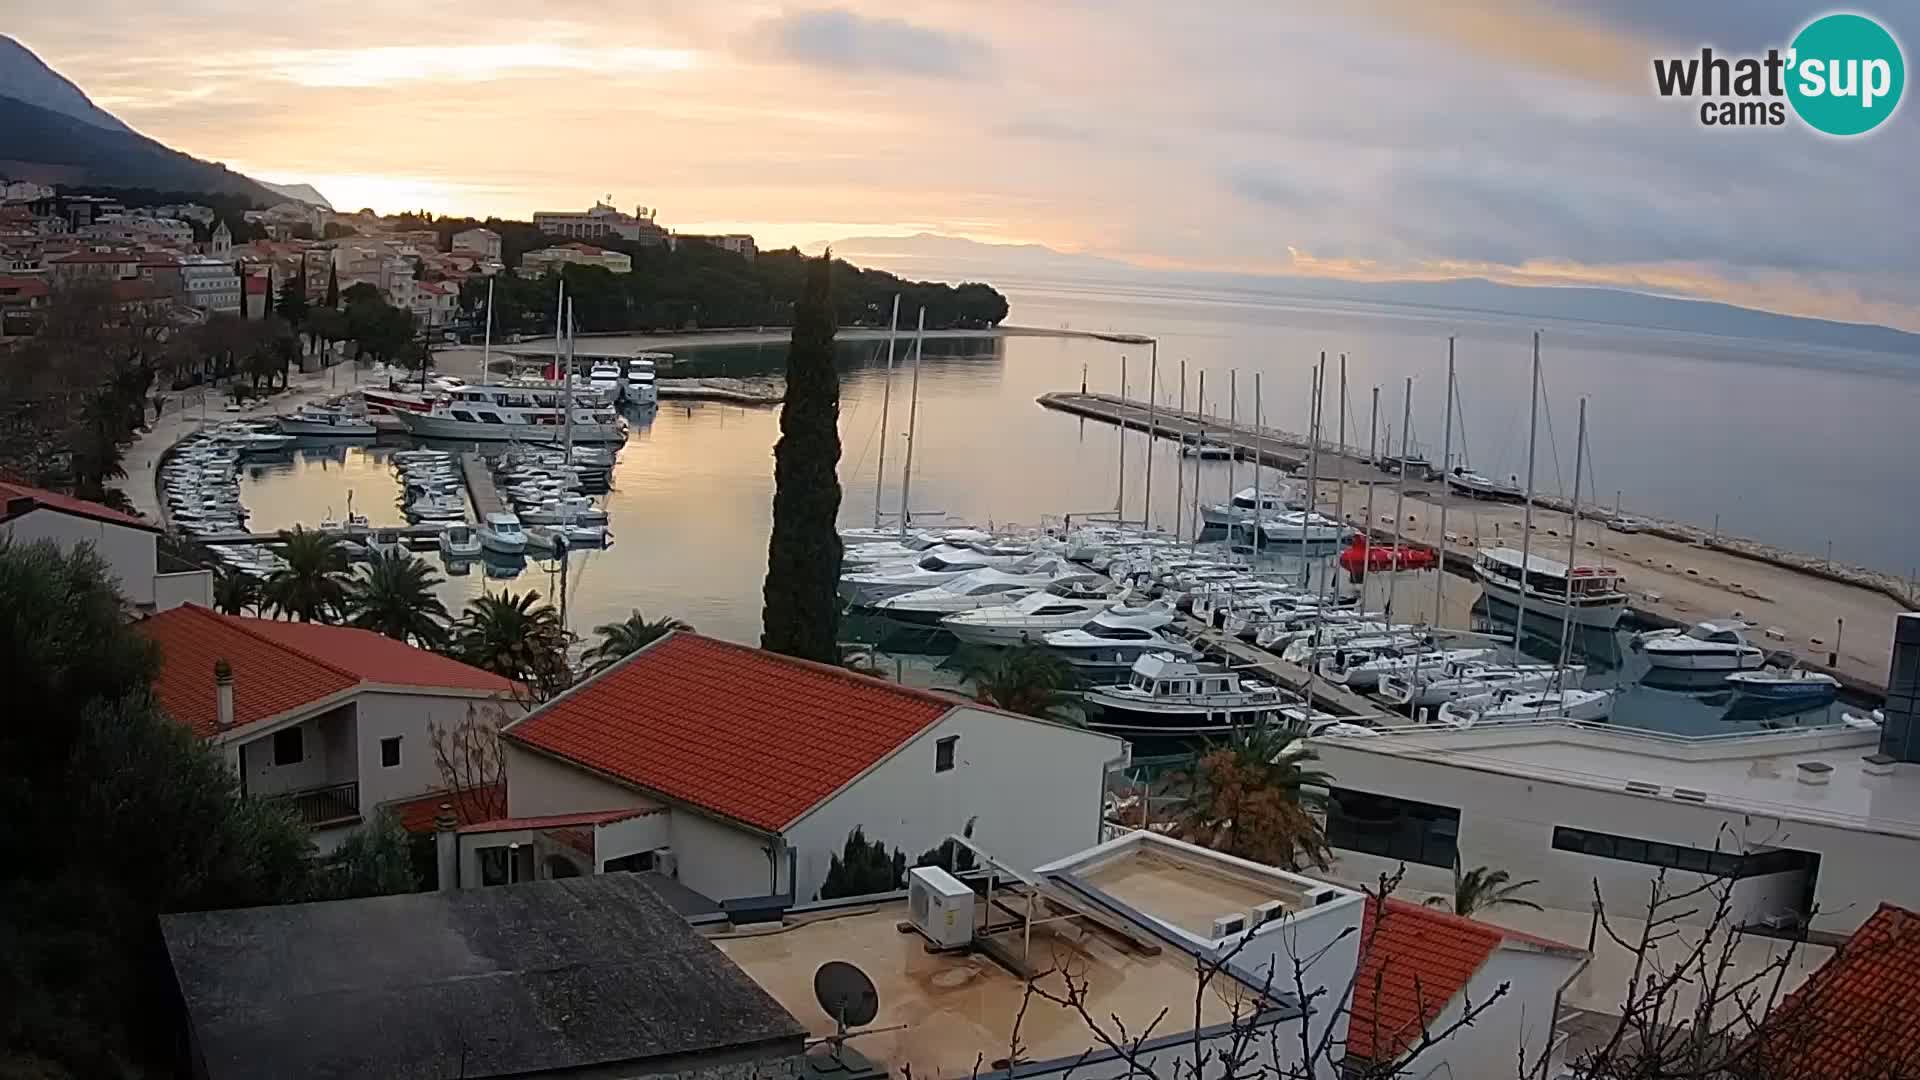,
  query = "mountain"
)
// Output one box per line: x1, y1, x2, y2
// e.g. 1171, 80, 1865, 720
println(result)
831, 233, 1920, 357
0, 34, 127, 133
260, 181, 333, 209
0, 35, 280, 204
